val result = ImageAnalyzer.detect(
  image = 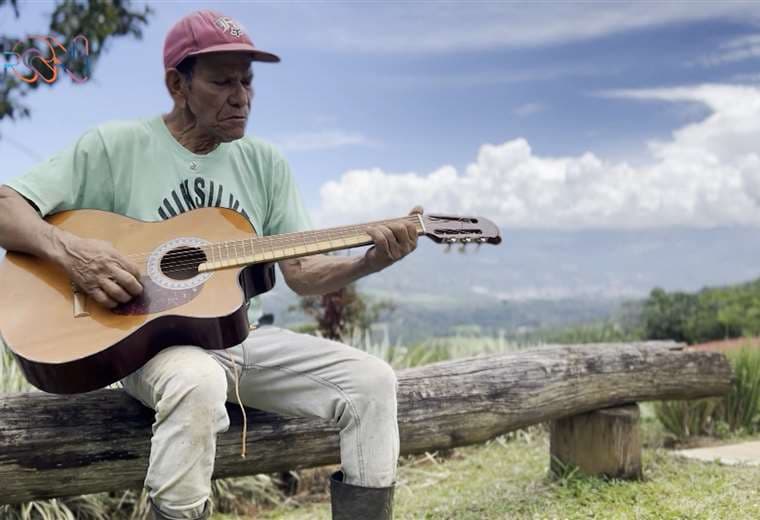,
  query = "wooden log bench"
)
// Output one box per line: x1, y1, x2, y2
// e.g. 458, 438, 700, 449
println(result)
0, 341, 732, 505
